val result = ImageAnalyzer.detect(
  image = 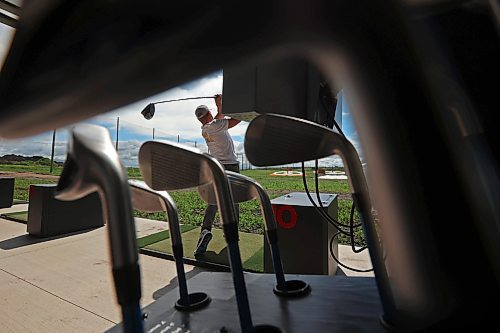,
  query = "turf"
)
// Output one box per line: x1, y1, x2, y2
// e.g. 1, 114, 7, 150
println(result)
0, 211, 28, 223
137, 224, 197, 247
140, 226, 265, 272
